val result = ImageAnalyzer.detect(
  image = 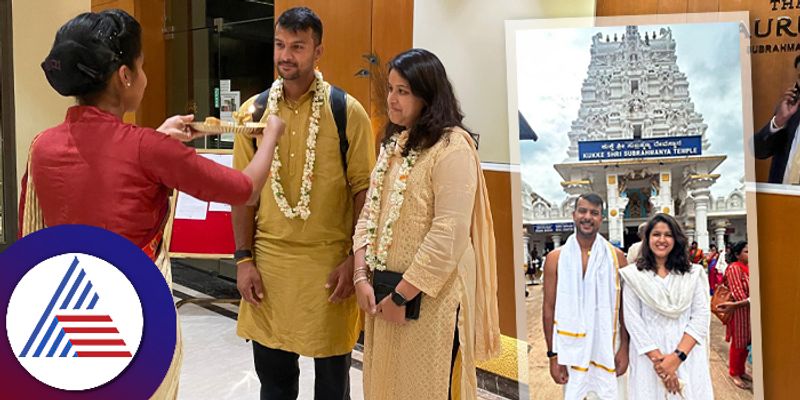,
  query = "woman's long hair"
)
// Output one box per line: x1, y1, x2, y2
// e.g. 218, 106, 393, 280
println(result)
636, 213, 692, 274
381, 48, 471, 156
726, 241, 748, 264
